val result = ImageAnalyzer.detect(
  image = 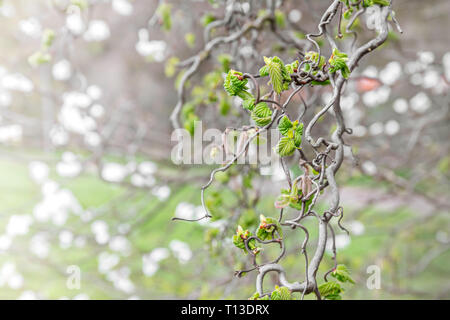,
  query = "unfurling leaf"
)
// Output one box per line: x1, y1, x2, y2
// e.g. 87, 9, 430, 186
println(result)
276, 136, 296, 157
278, 116, 293, 136
224, 70, 252, 100
271, 286, 292, 300
318, 281, 344, 300
332, 264, 355, 284
329, 48, 351, 79
251, 102, 272, 127
156, 3, 172, 31
256, 215, 283, 240
294, 122, 303, 147
232, 225, 259, 255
